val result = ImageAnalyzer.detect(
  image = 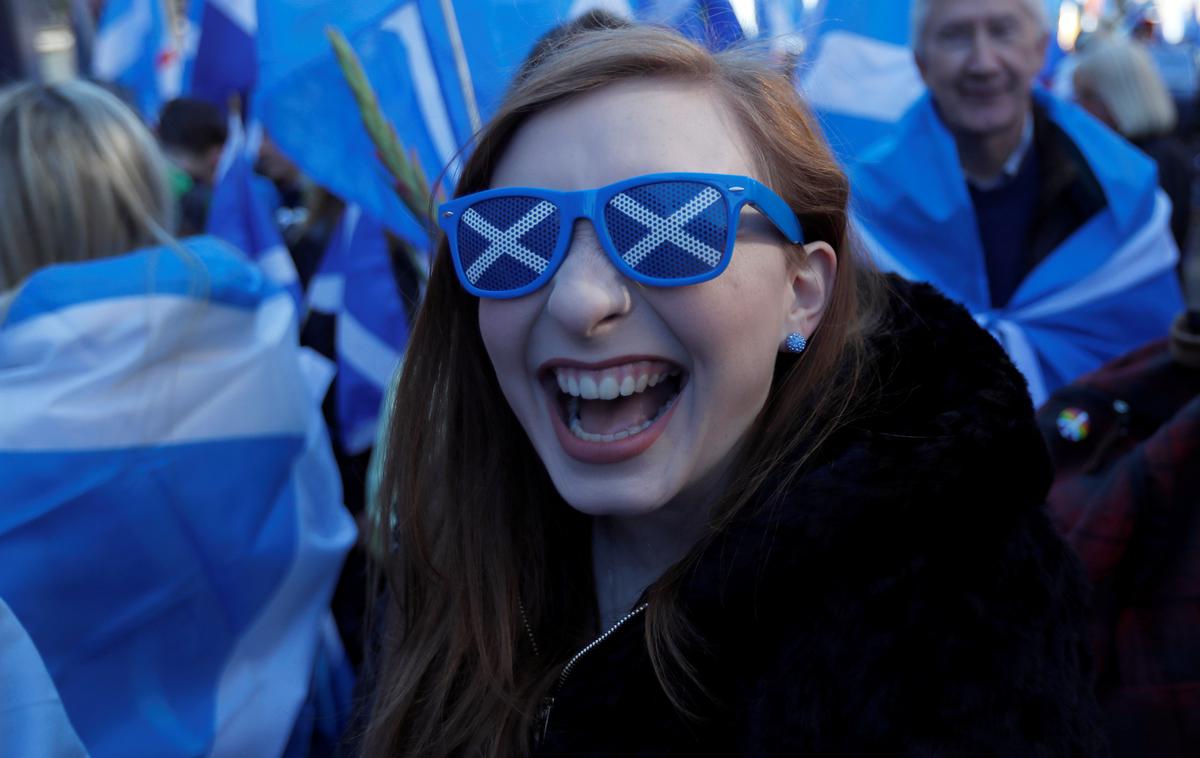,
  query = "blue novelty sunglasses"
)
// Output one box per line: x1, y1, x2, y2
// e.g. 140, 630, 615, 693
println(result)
438, 172, 805, 299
